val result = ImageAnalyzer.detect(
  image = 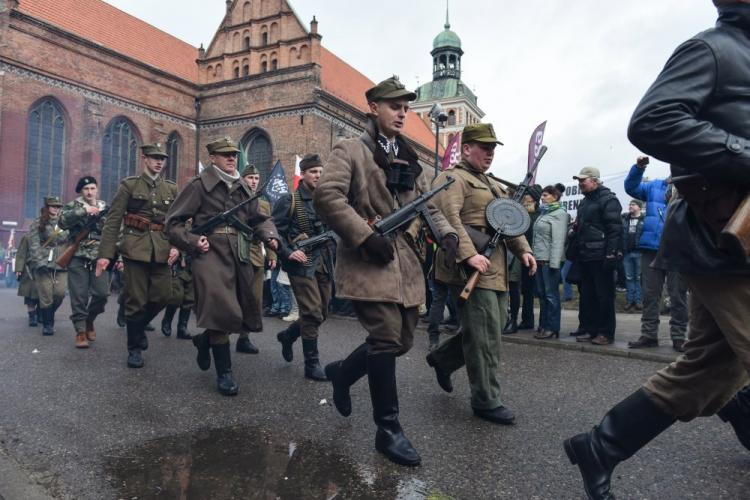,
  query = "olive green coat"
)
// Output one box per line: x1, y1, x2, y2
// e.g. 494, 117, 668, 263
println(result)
313, 118, 455, 308
27, 215, 68, 271
98, 173, 177, 263
15, 234, 38, 299
433, 161, 532, 292
58, 197, 108, 260
249, 198, 276, 267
